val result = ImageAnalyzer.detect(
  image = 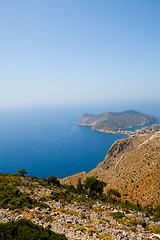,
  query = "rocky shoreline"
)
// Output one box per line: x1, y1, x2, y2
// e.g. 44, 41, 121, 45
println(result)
91, 124, 160, 137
